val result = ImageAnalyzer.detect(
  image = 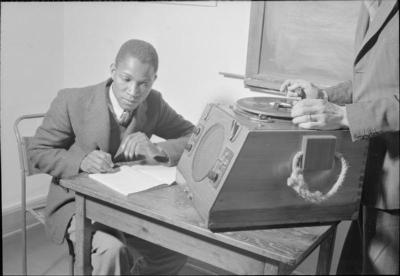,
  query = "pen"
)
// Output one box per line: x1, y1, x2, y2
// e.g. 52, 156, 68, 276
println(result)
96, 145, 116, 170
